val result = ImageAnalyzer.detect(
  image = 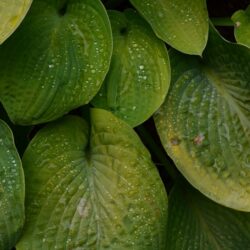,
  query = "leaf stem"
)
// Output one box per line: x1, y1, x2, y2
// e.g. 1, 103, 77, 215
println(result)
136, 125, 179, 181
210, 17, 234, 27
